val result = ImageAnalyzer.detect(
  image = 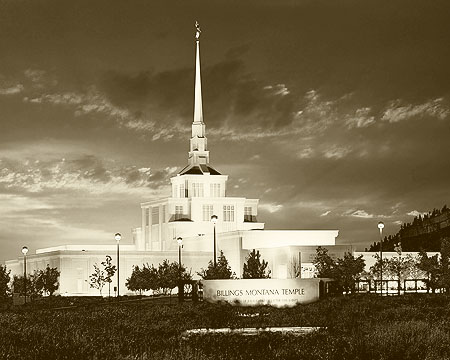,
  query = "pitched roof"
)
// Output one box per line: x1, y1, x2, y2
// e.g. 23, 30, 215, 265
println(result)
178, 164, 221, 175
